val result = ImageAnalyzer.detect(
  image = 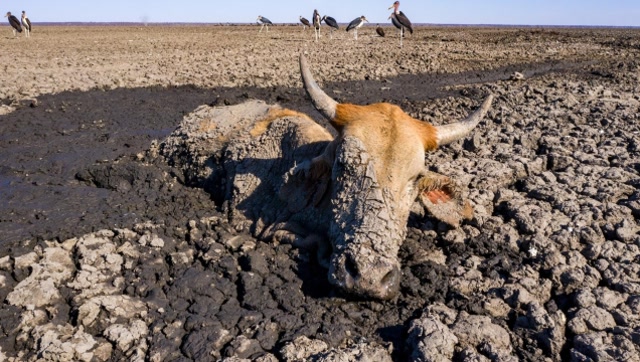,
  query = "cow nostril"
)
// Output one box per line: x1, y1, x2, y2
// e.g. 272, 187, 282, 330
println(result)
380, 268, 399, 291
344, 255, 359, 279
